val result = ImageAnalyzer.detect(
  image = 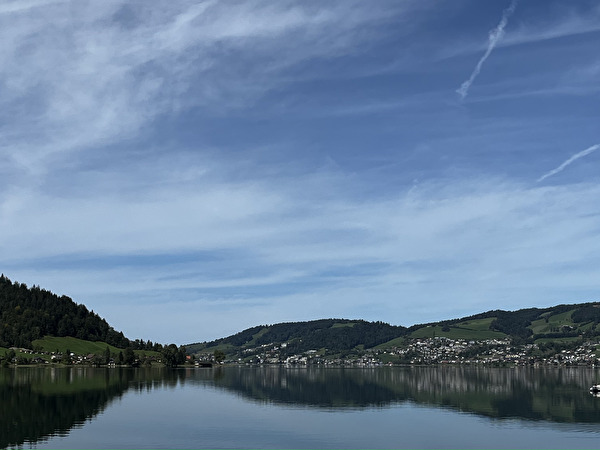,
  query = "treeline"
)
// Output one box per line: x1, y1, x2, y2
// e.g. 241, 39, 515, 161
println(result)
274, 320, 406, 355
0, 275, 131, 349
0, 275, 174, 356
196, 319, 407, 355
490, 308, 542, 339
